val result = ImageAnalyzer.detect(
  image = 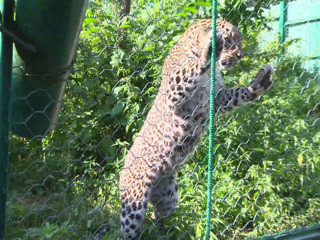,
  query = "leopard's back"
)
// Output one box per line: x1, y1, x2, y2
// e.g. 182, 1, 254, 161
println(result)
121, 19, 241, 178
